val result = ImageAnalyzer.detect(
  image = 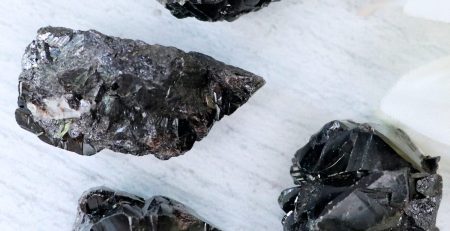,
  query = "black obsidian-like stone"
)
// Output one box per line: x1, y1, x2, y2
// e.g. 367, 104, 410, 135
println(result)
279, 120, 442, 231
16, 27, 264, 160
74, 187, 220, 231
158, 0, 276, 21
